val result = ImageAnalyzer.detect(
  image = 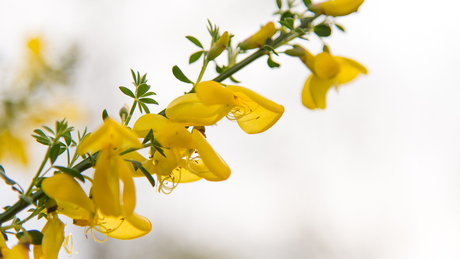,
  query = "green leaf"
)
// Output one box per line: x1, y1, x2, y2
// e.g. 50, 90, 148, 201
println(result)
335, 23, 345, 32
302, 0, 312, 6
276, 0, 282, 9
128, 160, 155, 187
142, 129, 154, 144
33, 129, 47, 138
263, 45, 279, 56
189, 51, 204, 64
300, 16, 316, 28
229, 76, 241, 83
140, 73, 148, 84
0, 166, 16, 185
215, 64, 223, 74
102, 109, 109, 121
63, 133, 72, 146
140, 102, 150, 114
139, 98, 158, 104
48, 144, 61, 164
314, 24, 332, 37
141, 92, 156, 97
54, 166, 85, 182
172, 65, 193, 84
32, 135, 51, 146
137, 84, 150, 97
16, 230, 44, 245
280, 10, 294, 21
130, 69, 138, 85
267, 56, 281, 68
119, 86, 135, 98
185, 36, 204, 49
